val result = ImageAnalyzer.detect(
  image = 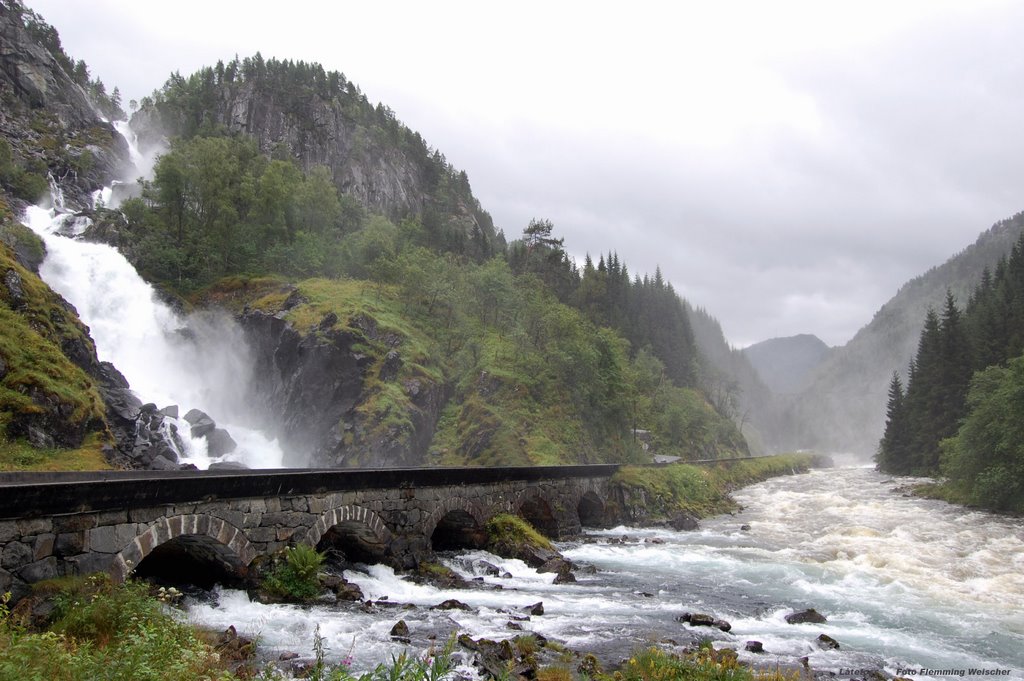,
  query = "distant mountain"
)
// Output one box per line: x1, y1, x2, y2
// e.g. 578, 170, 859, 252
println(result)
743, 334, 830, 395
687, 304, 779, 453
779, 212, 1024, 456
